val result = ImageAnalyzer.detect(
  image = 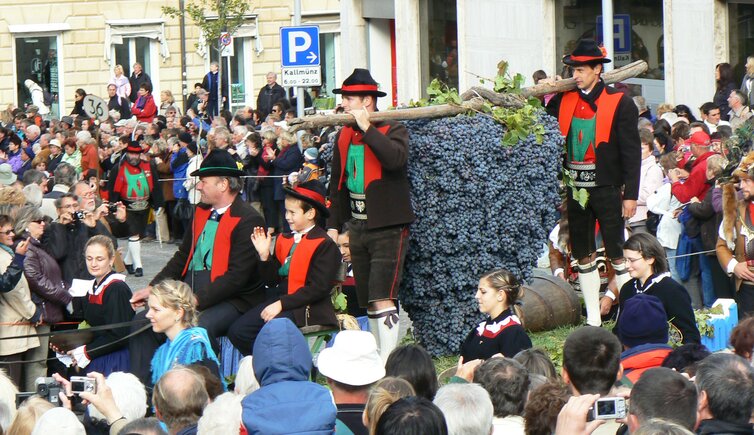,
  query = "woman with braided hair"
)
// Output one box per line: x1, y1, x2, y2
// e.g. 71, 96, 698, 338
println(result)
460, 269, 532, 361
147, 279, 222, 386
